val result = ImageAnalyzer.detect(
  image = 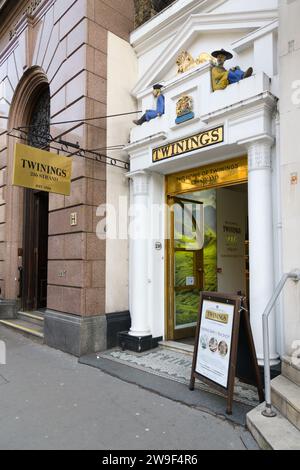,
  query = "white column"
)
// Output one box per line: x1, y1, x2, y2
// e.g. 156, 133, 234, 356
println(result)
243, 137, 279, 365
128, 171, 151, 337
